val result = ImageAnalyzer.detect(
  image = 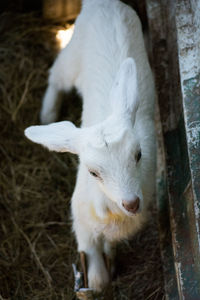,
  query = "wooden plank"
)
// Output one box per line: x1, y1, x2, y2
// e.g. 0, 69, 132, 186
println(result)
165, 121, 200, 300
176, 0, 200, 267
146, 0, 200, 298
175, 0, 200, 298
146, 1, 179, 299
